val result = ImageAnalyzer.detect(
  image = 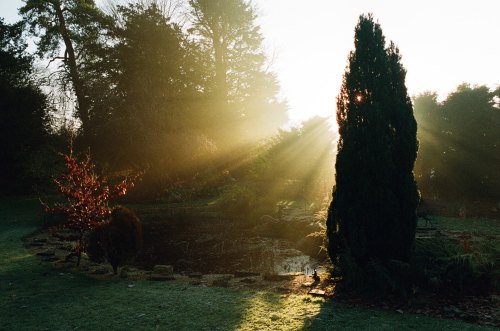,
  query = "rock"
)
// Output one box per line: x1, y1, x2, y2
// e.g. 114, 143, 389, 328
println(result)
212, 275, 232, 287
36, 251, 55, 257
188, 272, 203, 279
42, 256, 60, 262
234, 271, 260, 278
64, 252, 78, 262
302, 281, 314, 287
240, 278, 257, 284
264, 272, 302, 281
212, 278, 230, 287
153, 265, 174, 275
58, 261, 76, 268
92, 267, 110, 275
308, 289, 326, 296
54, 232, 80, 241
149, 274, 175, 281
